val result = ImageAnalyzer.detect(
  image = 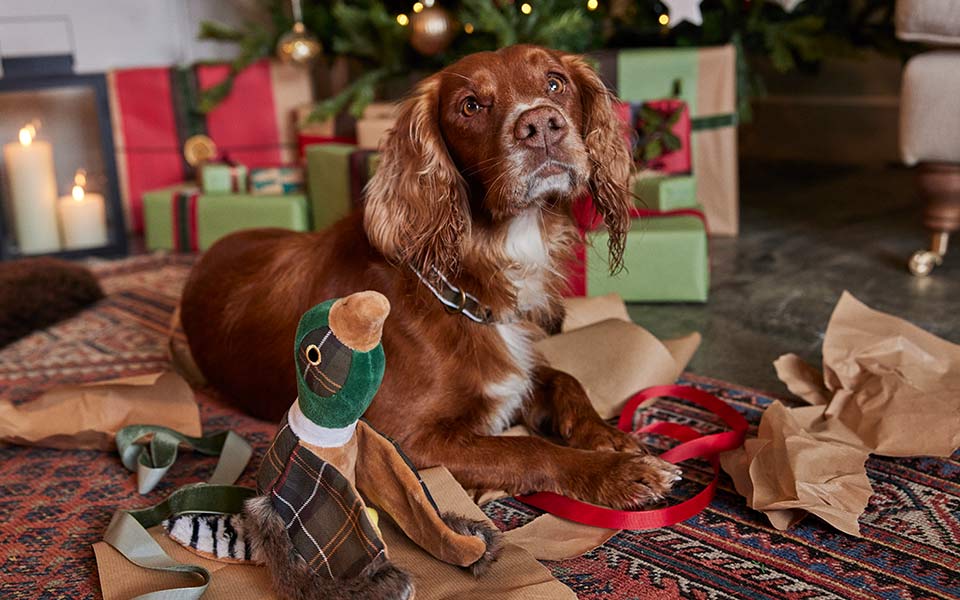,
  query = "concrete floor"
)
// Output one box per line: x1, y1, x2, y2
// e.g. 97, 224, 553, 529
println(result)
628, 160, 960, 394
